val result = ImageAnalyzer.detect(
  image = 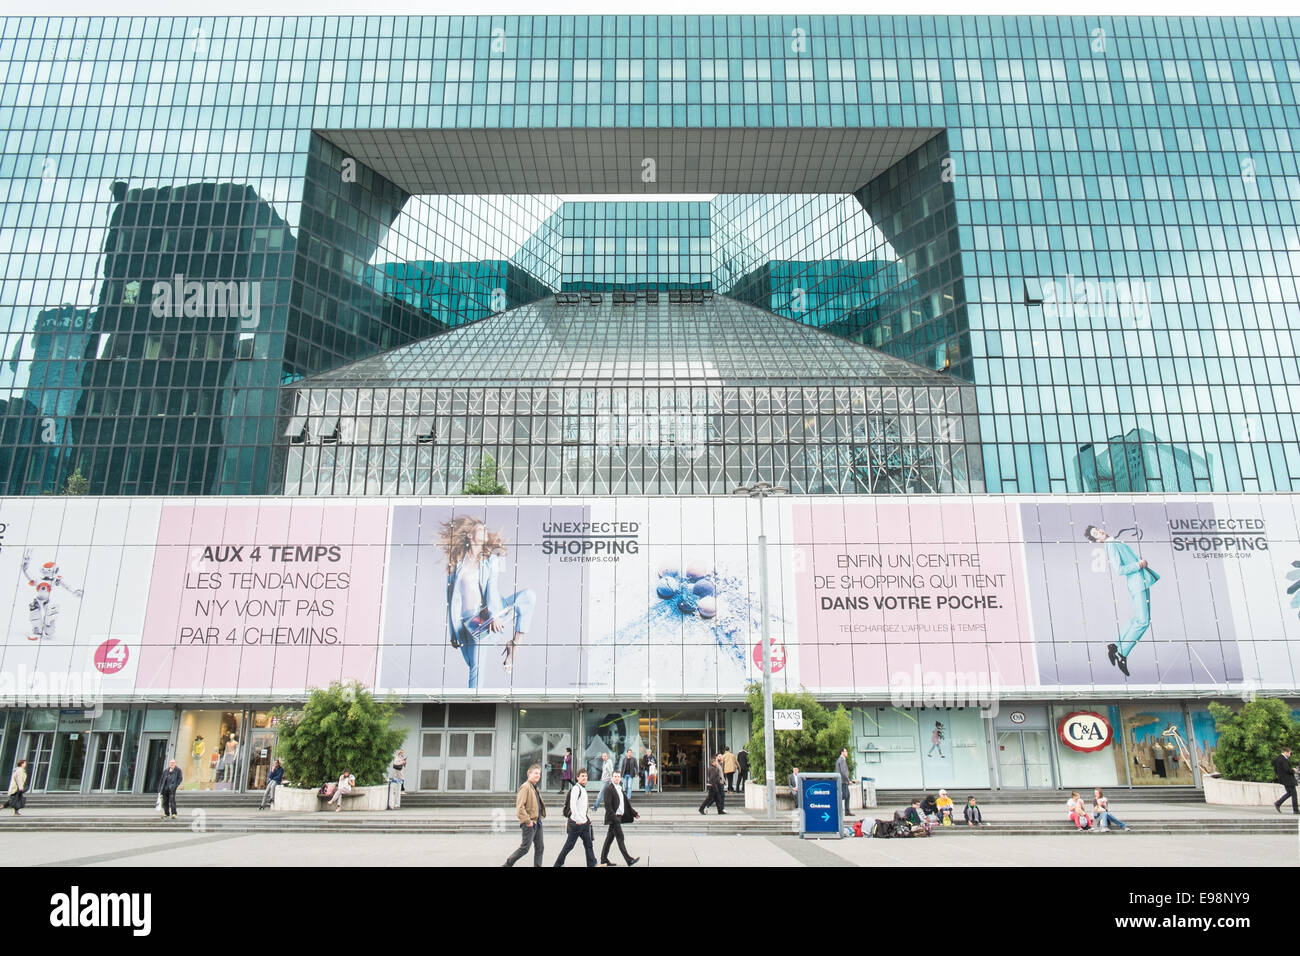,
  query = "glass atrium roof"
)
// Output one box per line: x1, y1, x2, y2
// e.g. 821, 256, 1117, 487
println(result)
297, 292, 954, 388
